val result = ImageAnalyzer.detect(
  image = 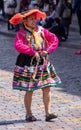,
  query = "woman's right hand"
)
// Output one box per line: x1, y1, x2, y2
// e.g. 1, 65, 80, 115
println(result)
34, 52, 40, 61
